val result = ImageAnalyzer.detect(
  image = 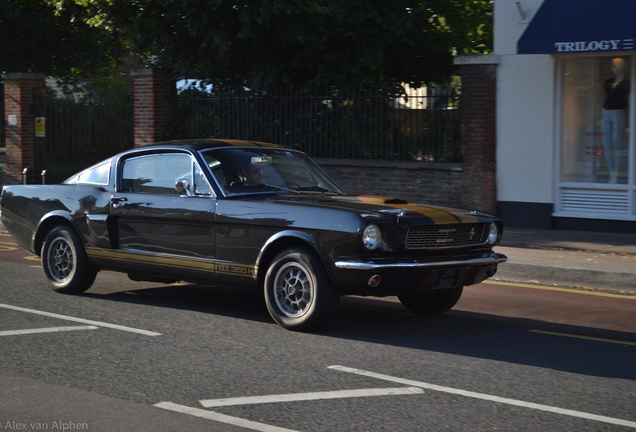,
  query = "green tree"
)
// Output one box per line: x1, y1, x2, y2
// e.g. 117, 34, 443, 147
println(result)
47, 0, 493, 90
0, 0, 125, 76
